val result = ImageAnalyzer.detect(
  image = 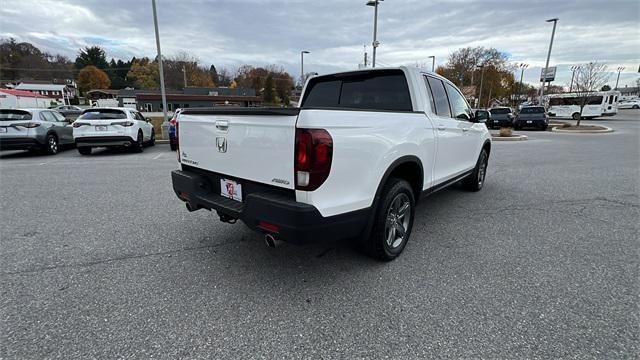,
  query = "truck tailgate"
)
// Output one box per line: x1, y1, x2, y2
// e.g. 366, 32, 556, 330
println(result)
178, 108, 300, 190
